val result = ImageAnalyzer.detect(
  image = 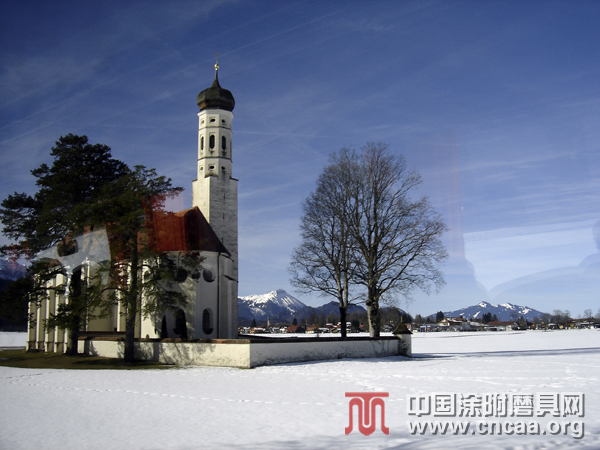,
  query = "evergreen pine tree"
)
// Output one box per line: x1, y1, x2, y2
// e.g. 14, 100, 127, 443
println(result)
0, 134, 129, 354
